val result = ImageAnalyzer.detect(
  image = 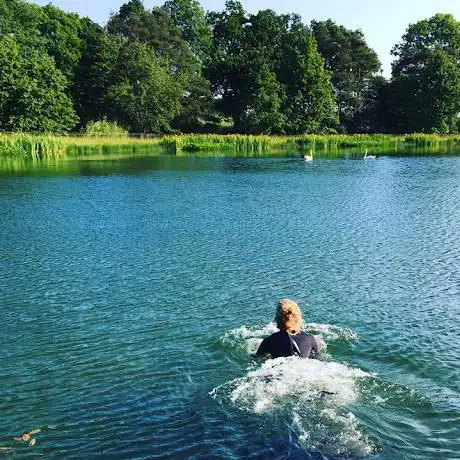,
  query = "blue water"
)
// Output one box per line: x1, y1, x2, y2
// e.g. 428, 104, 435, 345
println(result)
0, 155, 459, 459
